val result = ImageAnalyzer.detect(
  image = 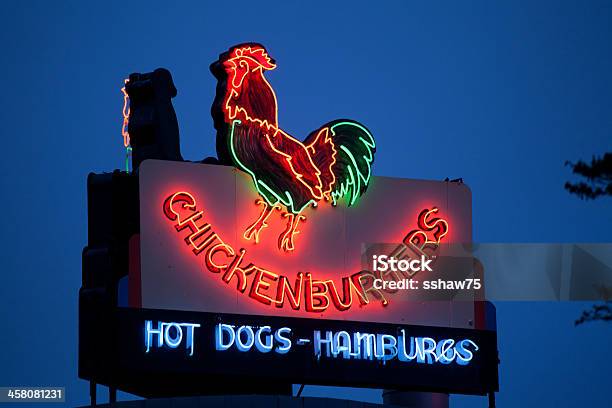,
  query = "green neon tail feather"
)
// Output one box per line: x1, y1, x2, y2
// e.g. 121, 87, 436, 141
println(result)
328, 121, 376, 206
